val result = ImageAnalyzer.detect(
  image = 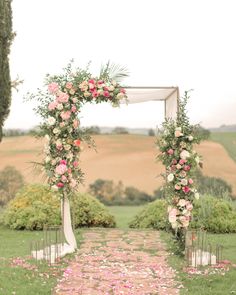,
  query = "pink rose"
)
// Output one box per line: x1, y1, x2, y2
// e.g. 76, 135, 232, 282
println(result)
72, 97, 78, 103
189, 178, 194, 184
69, 179, 77, 188
171, 165, 176, 171
184, 165, 191, 171
167, 149, 174, 155
103, 90, 110, 97
73, 119, 79, 129
60, 122, 65, 128
60, 111, 71, 120
65, 82, 73, 89
56, 143, 63, 150
186, 201, 193, 211
57, 182, 64, 188
168, 208, 178, 223
61, 175, 67, 183
183, 186, 191, 193
172, 159, 178, 165
73, 161, 79, 167
92, 90, 98, 98
60, 160, 67, 165
57, 92, 69, 103
48, 101, 58, 111
55, 164, 67, 175
179, 159, 185, 165
71, 105, 77, 113
89, 82, 95, 90
175, 184, 181, 190
48, 82, 59, 94
120, 88, 126, 94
